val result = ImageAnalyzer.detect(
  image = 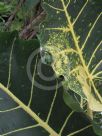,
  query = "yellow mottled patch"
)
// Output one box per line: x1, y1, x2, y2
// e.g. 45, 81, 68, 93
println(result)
76, 66, 102, 112
43, 33, 71, 77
